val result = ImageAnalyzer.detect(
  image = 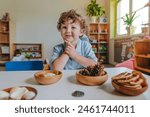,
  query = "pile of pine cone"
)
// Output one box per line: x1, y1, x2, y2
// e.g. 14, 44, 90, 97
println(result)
79, 62, 105, 76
